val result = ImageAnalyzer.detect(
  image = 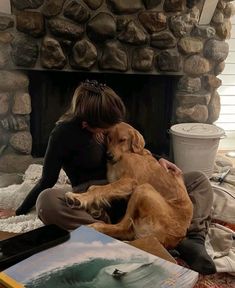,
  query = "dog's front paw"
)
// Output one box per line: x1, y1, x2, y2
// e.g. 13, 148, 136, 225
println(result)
65, 192, 81, 208
88, 222, 106, 233
65, 192, 92, 209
